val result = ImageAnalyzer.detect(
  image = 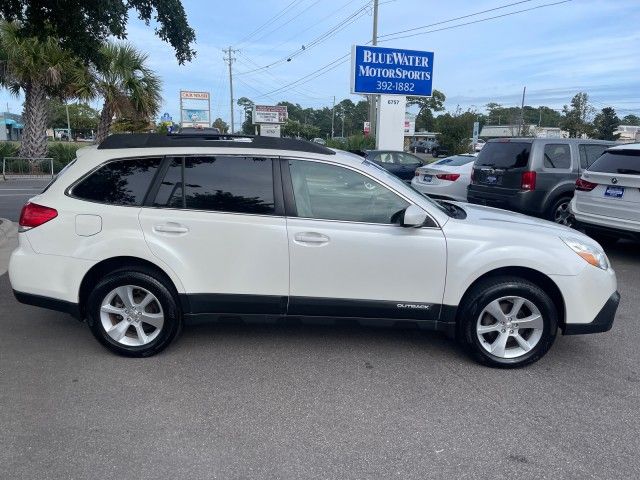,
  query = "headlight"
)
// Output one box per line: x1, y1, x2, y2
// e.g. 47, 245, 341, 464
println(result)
561, 237, 609, 270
